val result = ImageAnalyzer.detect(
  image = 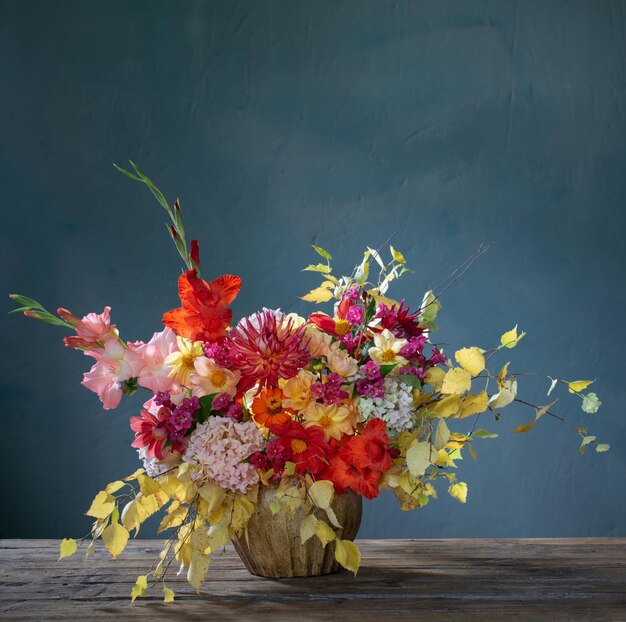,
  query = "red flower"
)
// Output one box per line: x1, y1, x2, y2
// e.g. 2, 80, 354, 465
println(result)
375, 301, 425, 339
320, 419, 392, 500
130, 407, 182, 460
308, 297, 354, 338
163, 270, 242, 342
270, 421, 329, 475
